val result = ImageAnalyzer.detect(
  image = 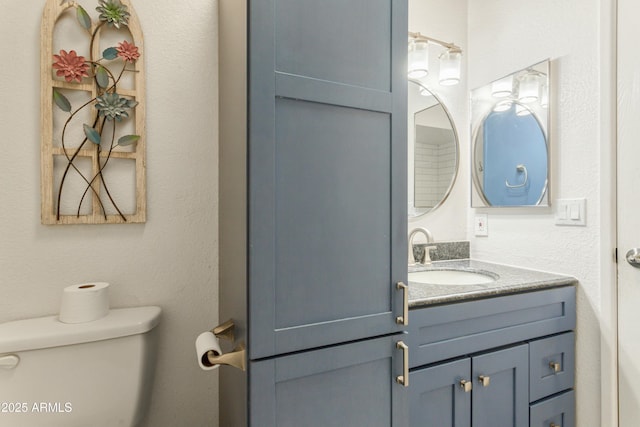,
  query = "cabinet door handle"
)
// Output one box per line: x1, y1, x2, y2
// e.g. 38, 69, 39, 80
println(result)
396, 282, 409, 326
478, 375, 490, 387
396, 341, 409, 387
550, 423, 561, 427
459, 379, 472, 392
549, 361, 561, 373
